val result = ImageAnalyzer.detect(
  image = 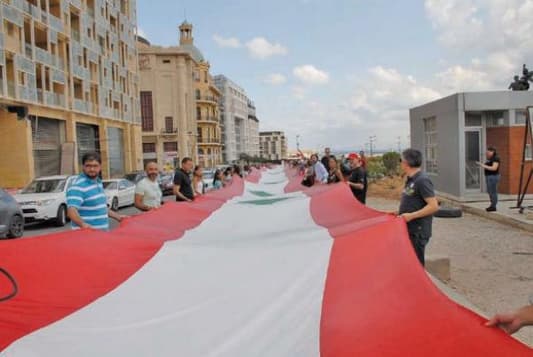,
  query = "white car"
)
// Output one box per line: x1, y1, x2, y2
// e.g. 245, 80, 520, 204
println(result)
14, 175, 77, 226
102, 179, 135, 211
